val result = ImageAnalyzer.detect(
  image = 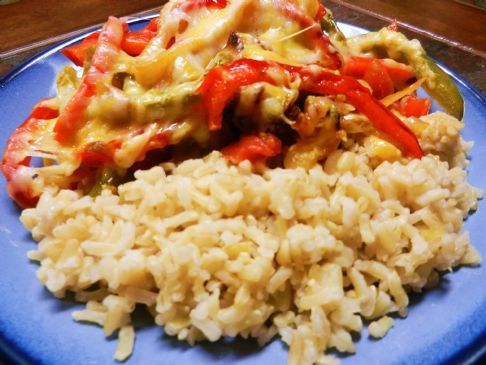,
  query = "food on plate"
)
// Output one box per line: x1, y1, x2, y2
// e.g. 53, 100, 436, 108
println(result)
1, 0, 482, 364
